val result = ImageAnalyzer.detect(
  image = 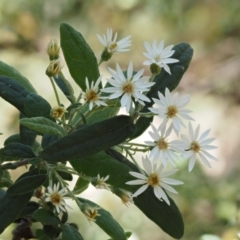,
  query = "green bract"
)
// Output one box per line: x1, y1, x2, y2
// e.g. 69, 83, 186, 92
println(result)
0, 23, 194, 239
